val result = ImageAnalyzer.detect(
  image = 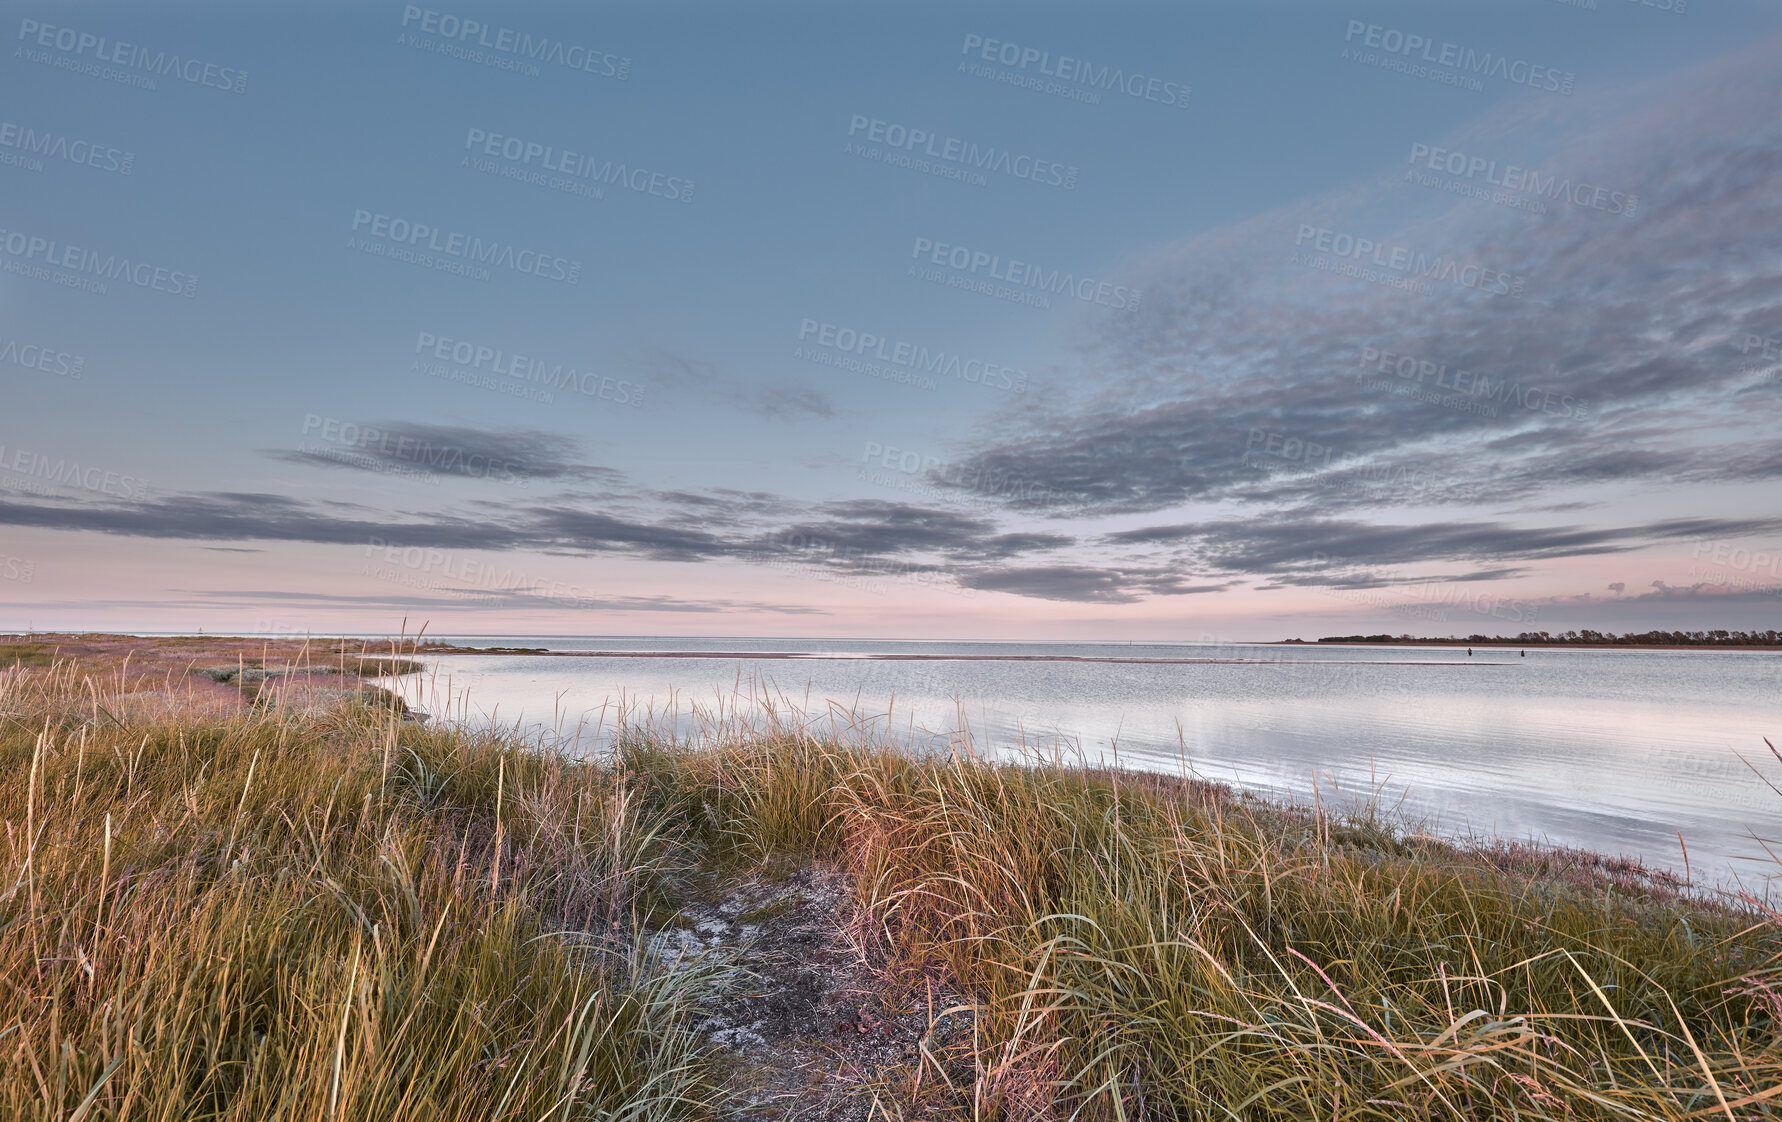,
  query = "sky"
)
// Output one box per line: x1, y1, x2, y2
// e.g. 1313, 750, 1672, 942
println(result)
3, 0, 1781, 641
